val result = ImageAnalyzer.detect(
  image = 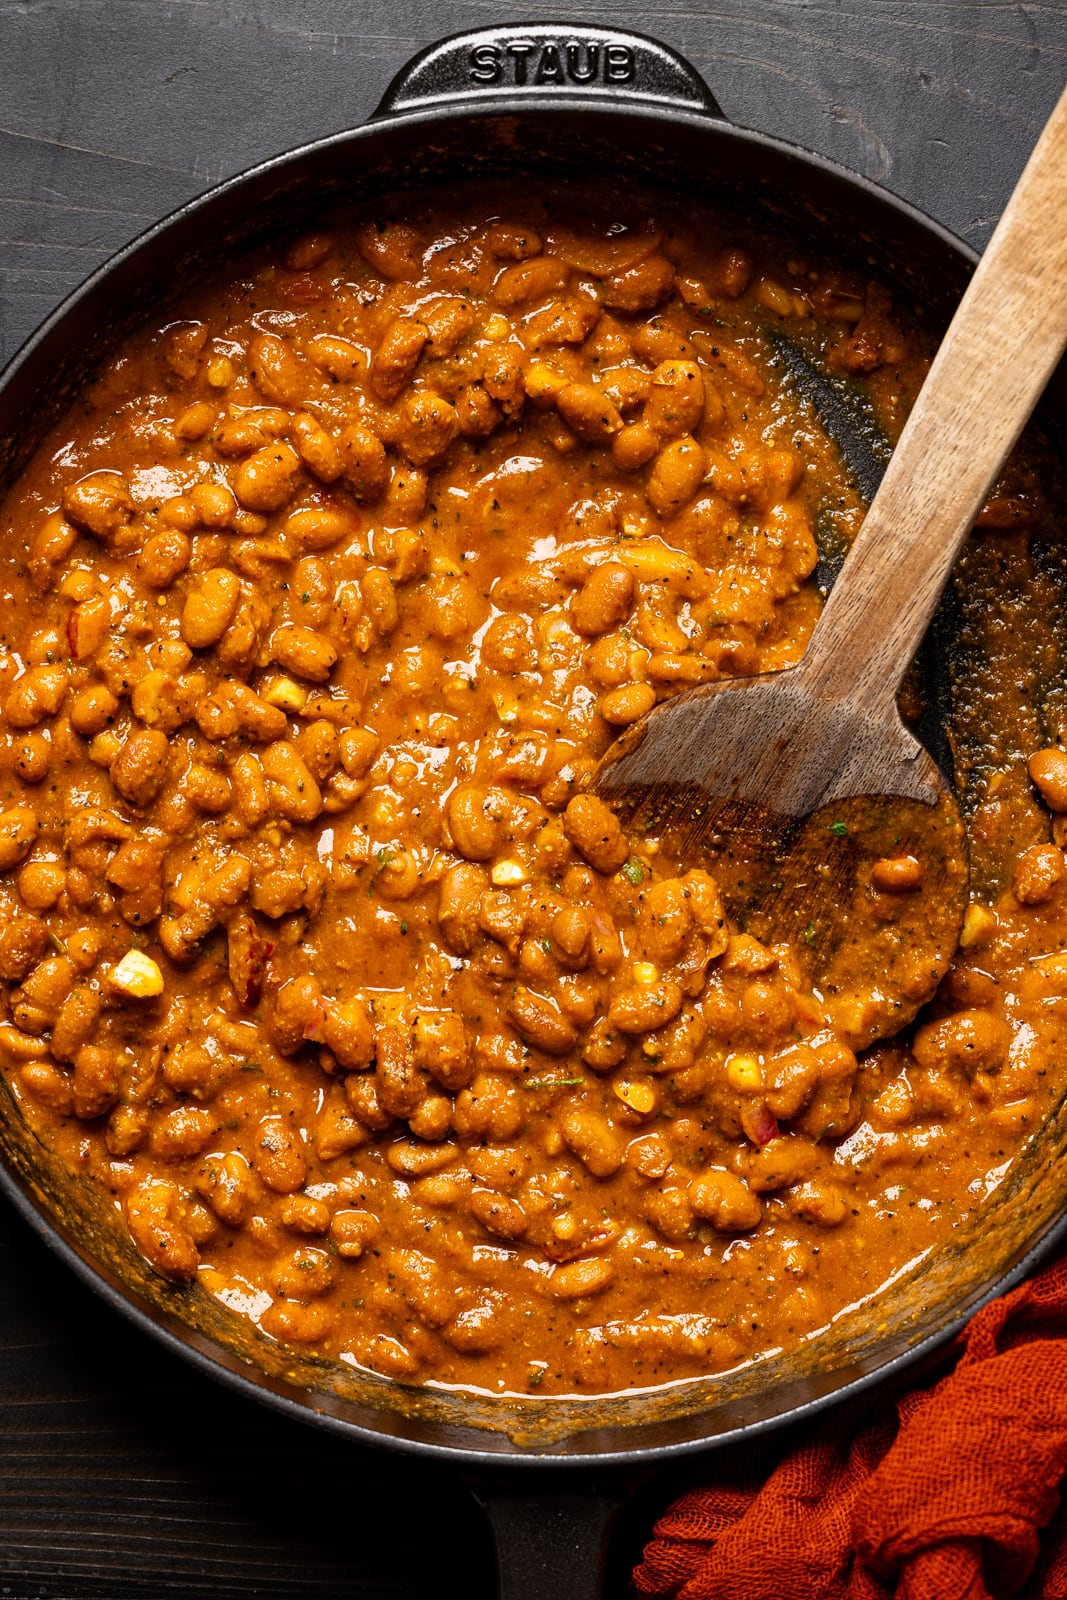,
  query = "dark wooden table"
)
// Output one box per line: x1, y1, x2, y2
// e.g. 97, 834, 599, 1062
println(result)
0, 4, 1064, 1595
